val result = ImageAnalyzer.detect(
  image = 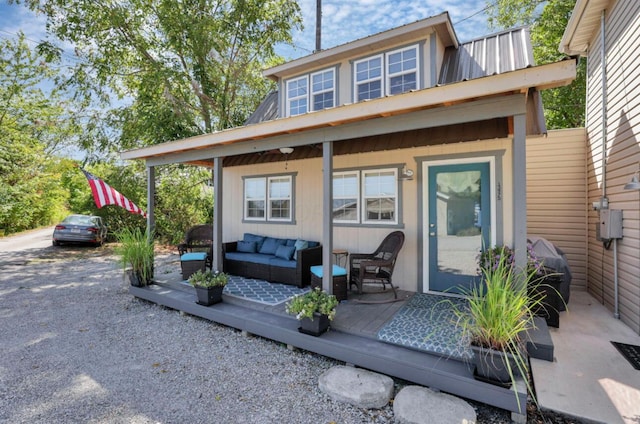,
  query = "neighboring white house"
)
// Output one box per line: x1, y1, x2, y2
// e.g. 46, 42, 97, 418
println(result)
123, 12, 576, 297
561, 0, 640, 334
